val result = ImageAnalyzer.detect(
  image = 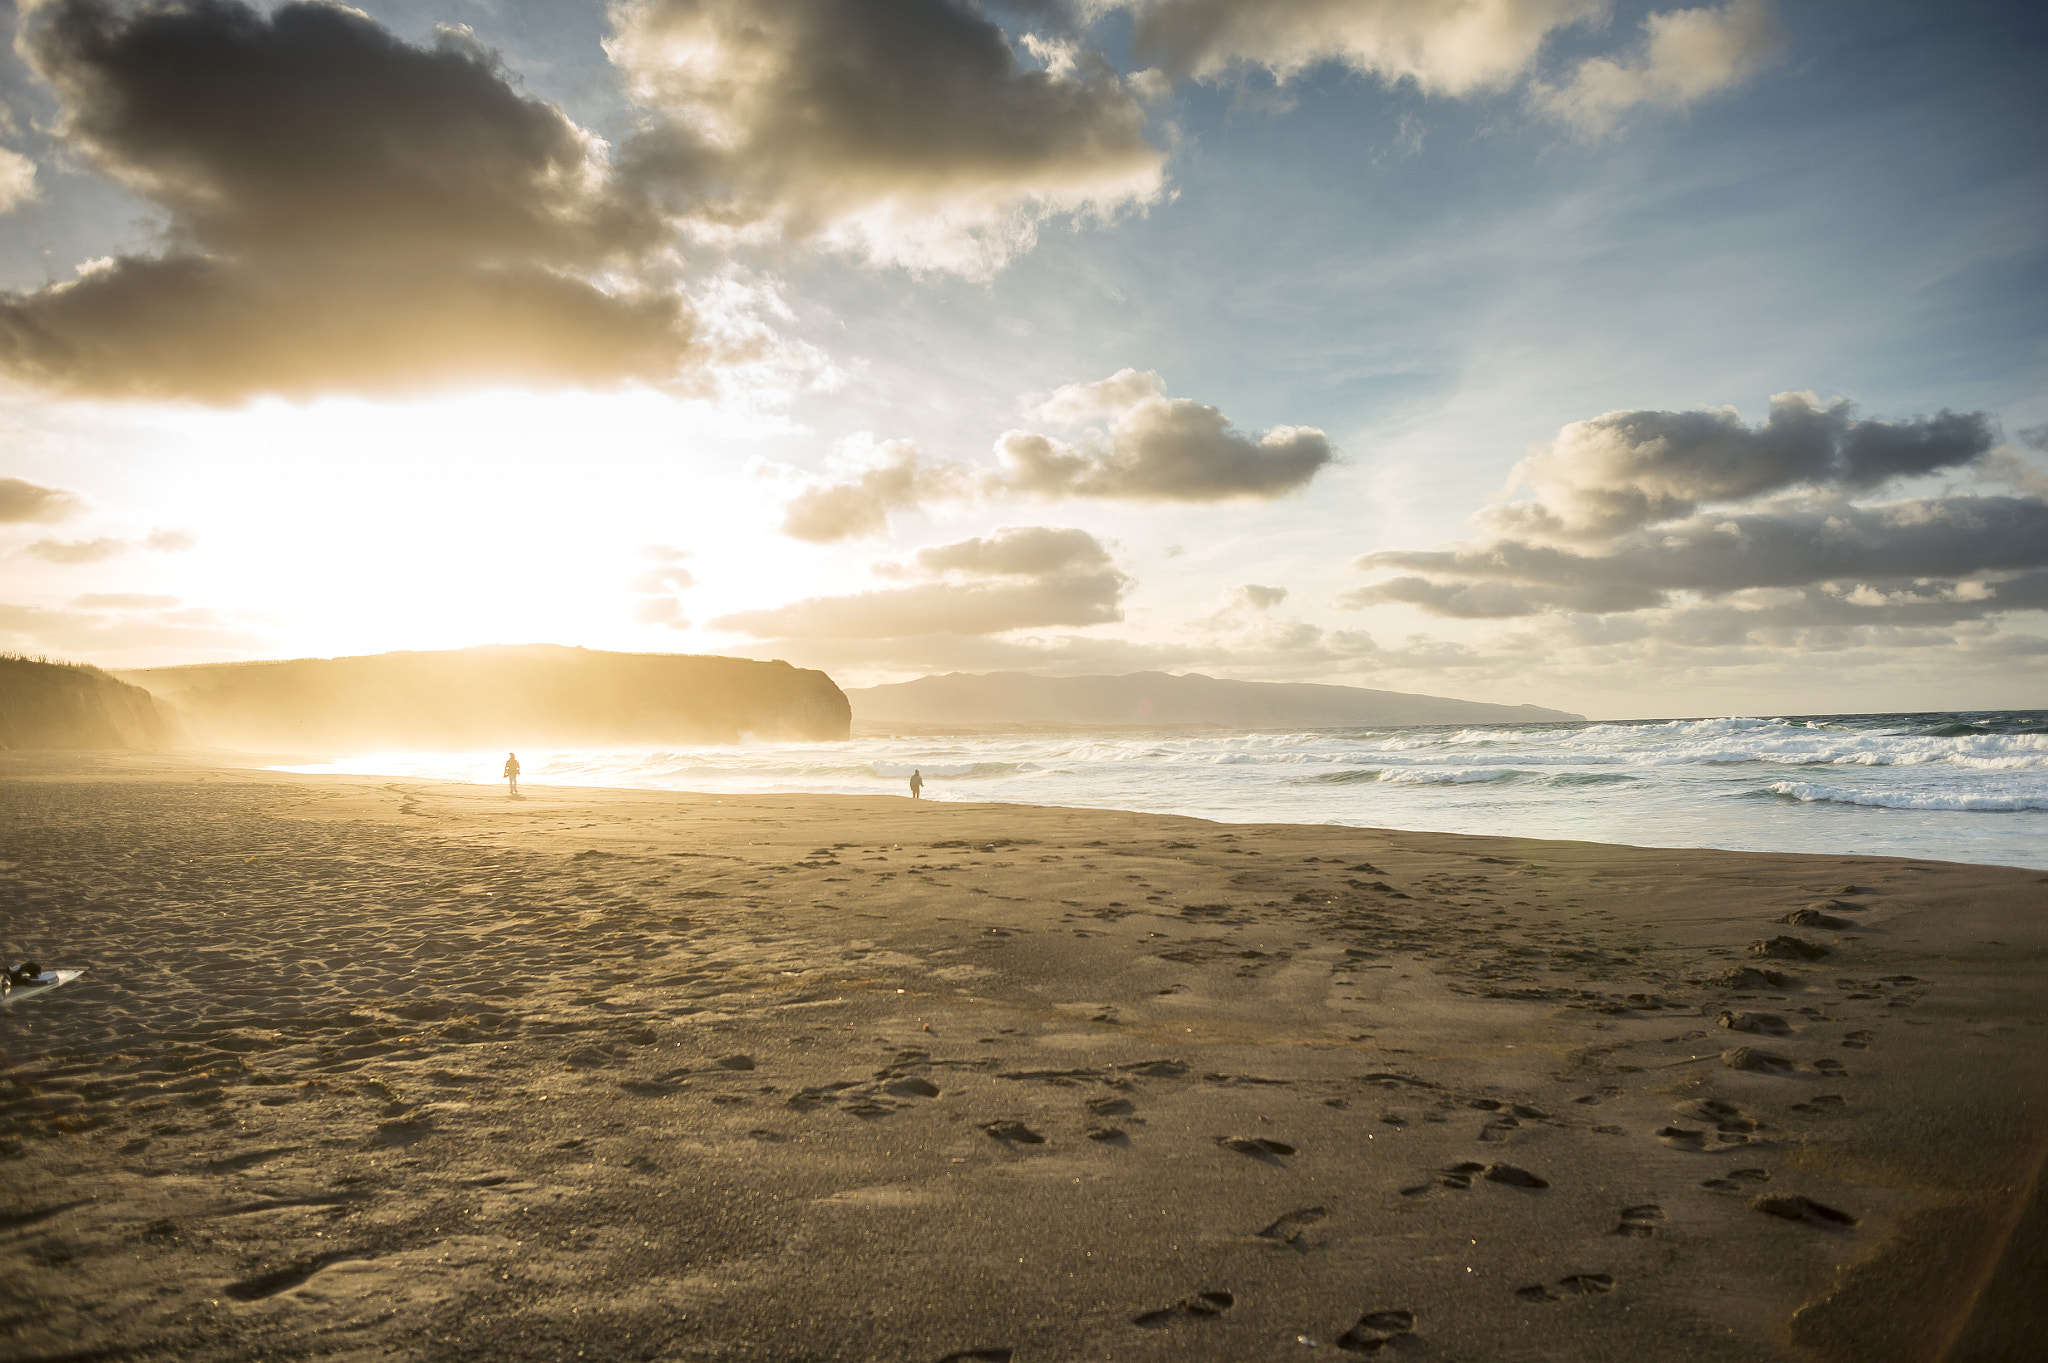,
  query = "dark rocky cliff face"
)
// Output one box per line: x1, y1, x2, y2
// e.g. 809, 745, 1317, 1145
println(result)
114, 645, 850, 751
0, 657, 169, 749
